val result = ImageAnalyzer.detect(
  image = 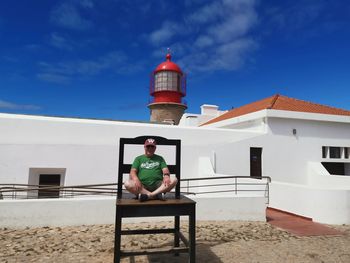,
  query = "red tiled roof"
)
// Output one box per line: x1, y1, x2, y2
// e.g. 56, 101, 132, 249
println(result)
202, 94, 350, 126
